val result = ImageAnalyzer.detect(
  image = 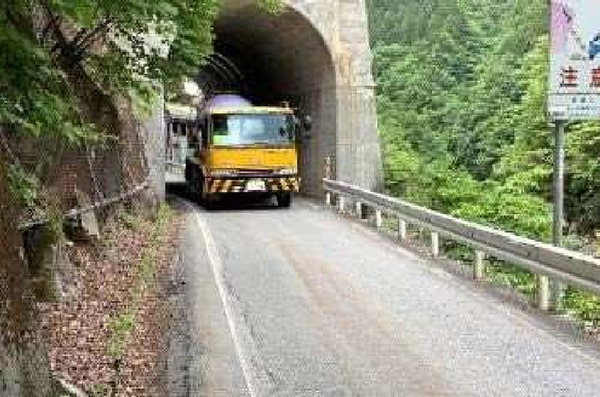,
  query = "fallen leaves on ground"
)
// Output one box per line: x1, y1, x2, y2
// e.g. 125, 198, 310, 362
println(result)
38, 204, 185, 396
